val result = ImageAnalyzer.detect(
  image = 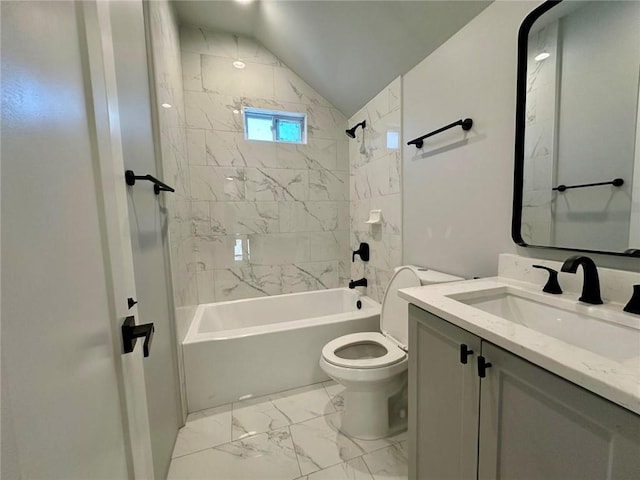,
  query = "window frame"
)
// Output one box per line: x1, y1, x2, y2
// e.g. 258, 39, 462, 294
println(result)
243, 107, 307, 144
